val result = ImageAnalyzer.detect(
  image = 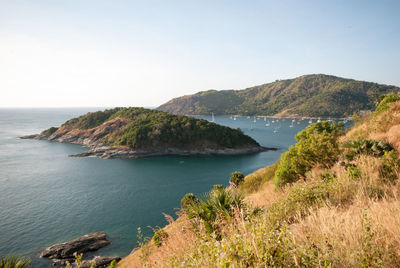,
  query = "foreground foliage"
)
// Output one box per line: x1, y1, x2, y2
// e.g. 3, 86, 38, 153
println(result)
274, 121, 343, 187
0, 255, 30, 268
